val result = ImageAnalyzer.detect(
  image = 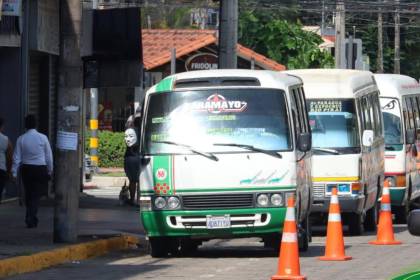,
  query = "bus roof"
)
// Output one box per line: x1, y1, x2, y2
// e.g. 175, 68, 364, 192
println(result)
375, 74, 420, 98
285, 69, 376, 99
146, 69, 303, 95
